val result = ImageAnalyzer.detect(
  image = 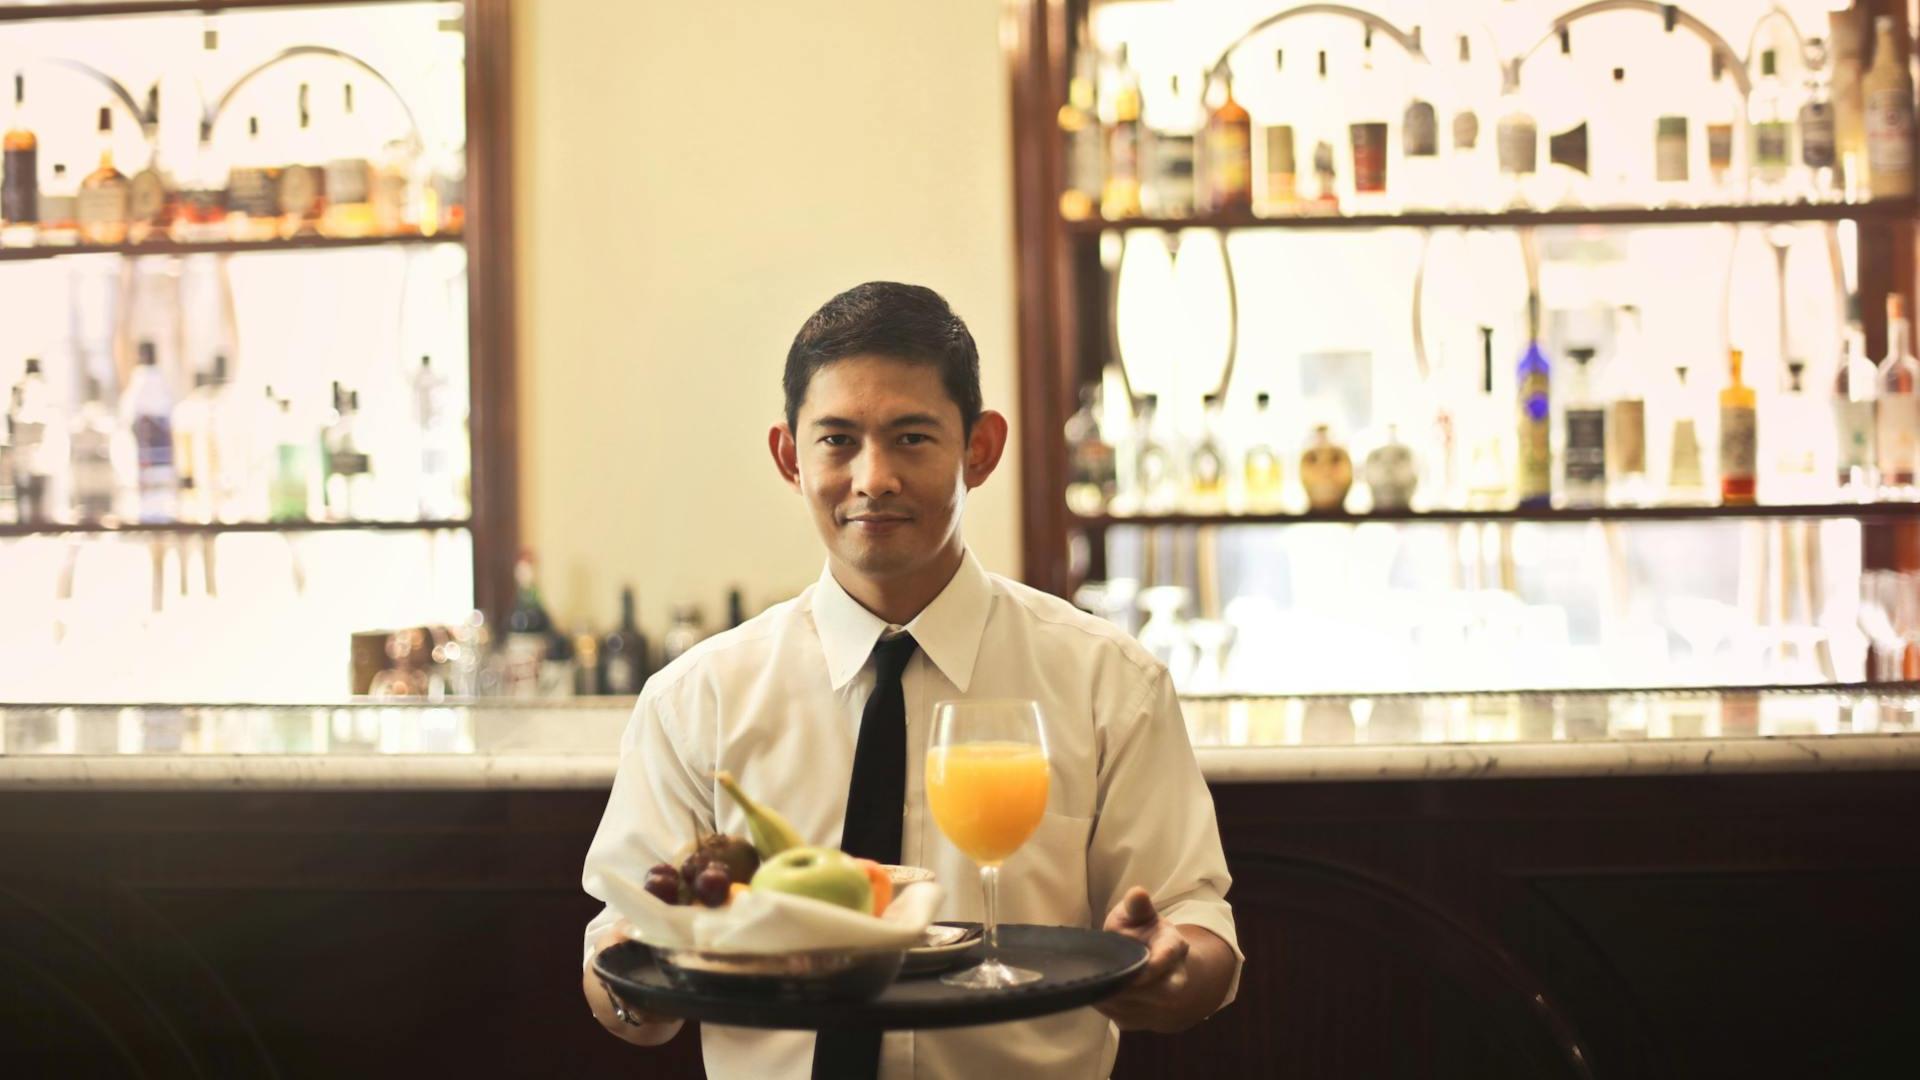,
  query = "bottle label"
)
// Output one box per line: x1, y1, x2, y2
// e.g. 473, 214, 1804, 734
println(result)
1719, 405, 1757, 480
1206, 121, 1252, 206
1611, 399, 1647, 474
1800, 101, 1837, 168
1655, 117, 1689, 182
1753, 121, 1790, 170
1452, 110, 1479, 152
75, 182, 129, 232
1549, 122, 1589, 175
1878, 395, 1919, 479
1517, 371, 1551, 499
1498, 117, 1537, 176
1350, 122, 1388, 193
1066, 125, 1103, 199
604, 655, 639, 695
229, 167, 279, 217
1835, 398, 1874, 472
3, 146, 37, 223
1150, 133, 1195, 217
1707, 123, 1734, 173
1404, 101, 1437, 157
325, 158, 371, 205
328, 449, 371, 477
1867, 88, 1914, 174
1565, 407, 1607, 484
1107, 121, 1140, 182
278, 165, 322, 218
128, 168, 167, 225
